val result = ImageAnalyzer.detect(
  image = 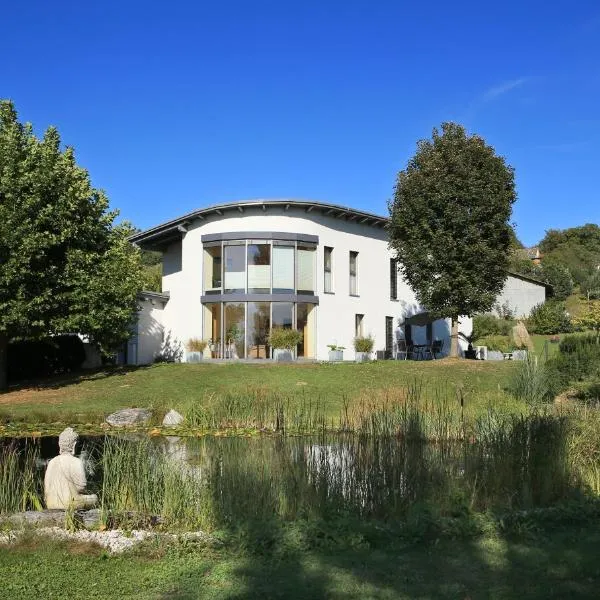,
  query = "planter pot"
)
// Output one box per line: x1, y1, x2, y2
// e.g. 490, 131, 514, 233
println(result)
355, 351, 370, 363
202, 346, 212, 359
475, 346, 488, 360
512, 350, 528, 361
487, 350, 504, 361
273, 348, 294, 362
328, 350, 343, 362
186, 351, 203, 363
